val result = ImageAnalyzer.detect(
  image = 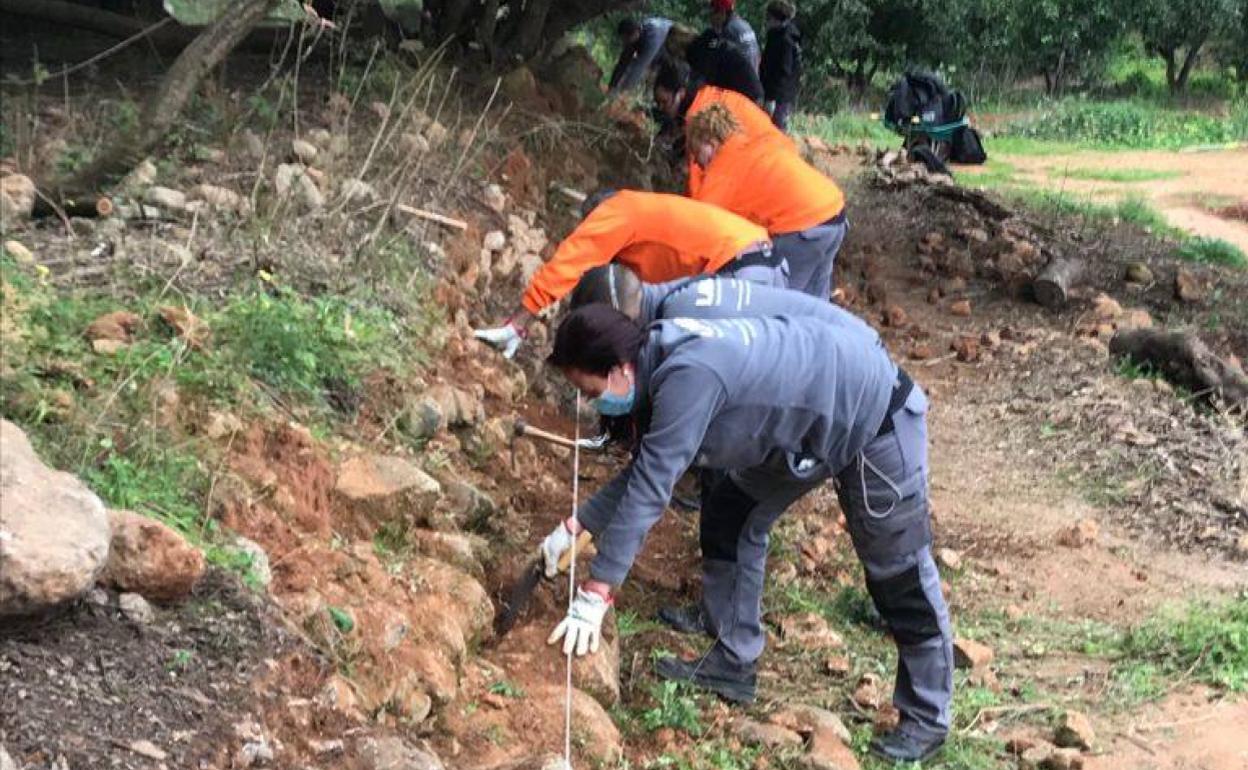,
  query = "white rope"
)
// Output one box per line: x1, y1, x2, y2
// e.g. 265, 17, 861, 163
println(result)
562, 393, 582, 770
